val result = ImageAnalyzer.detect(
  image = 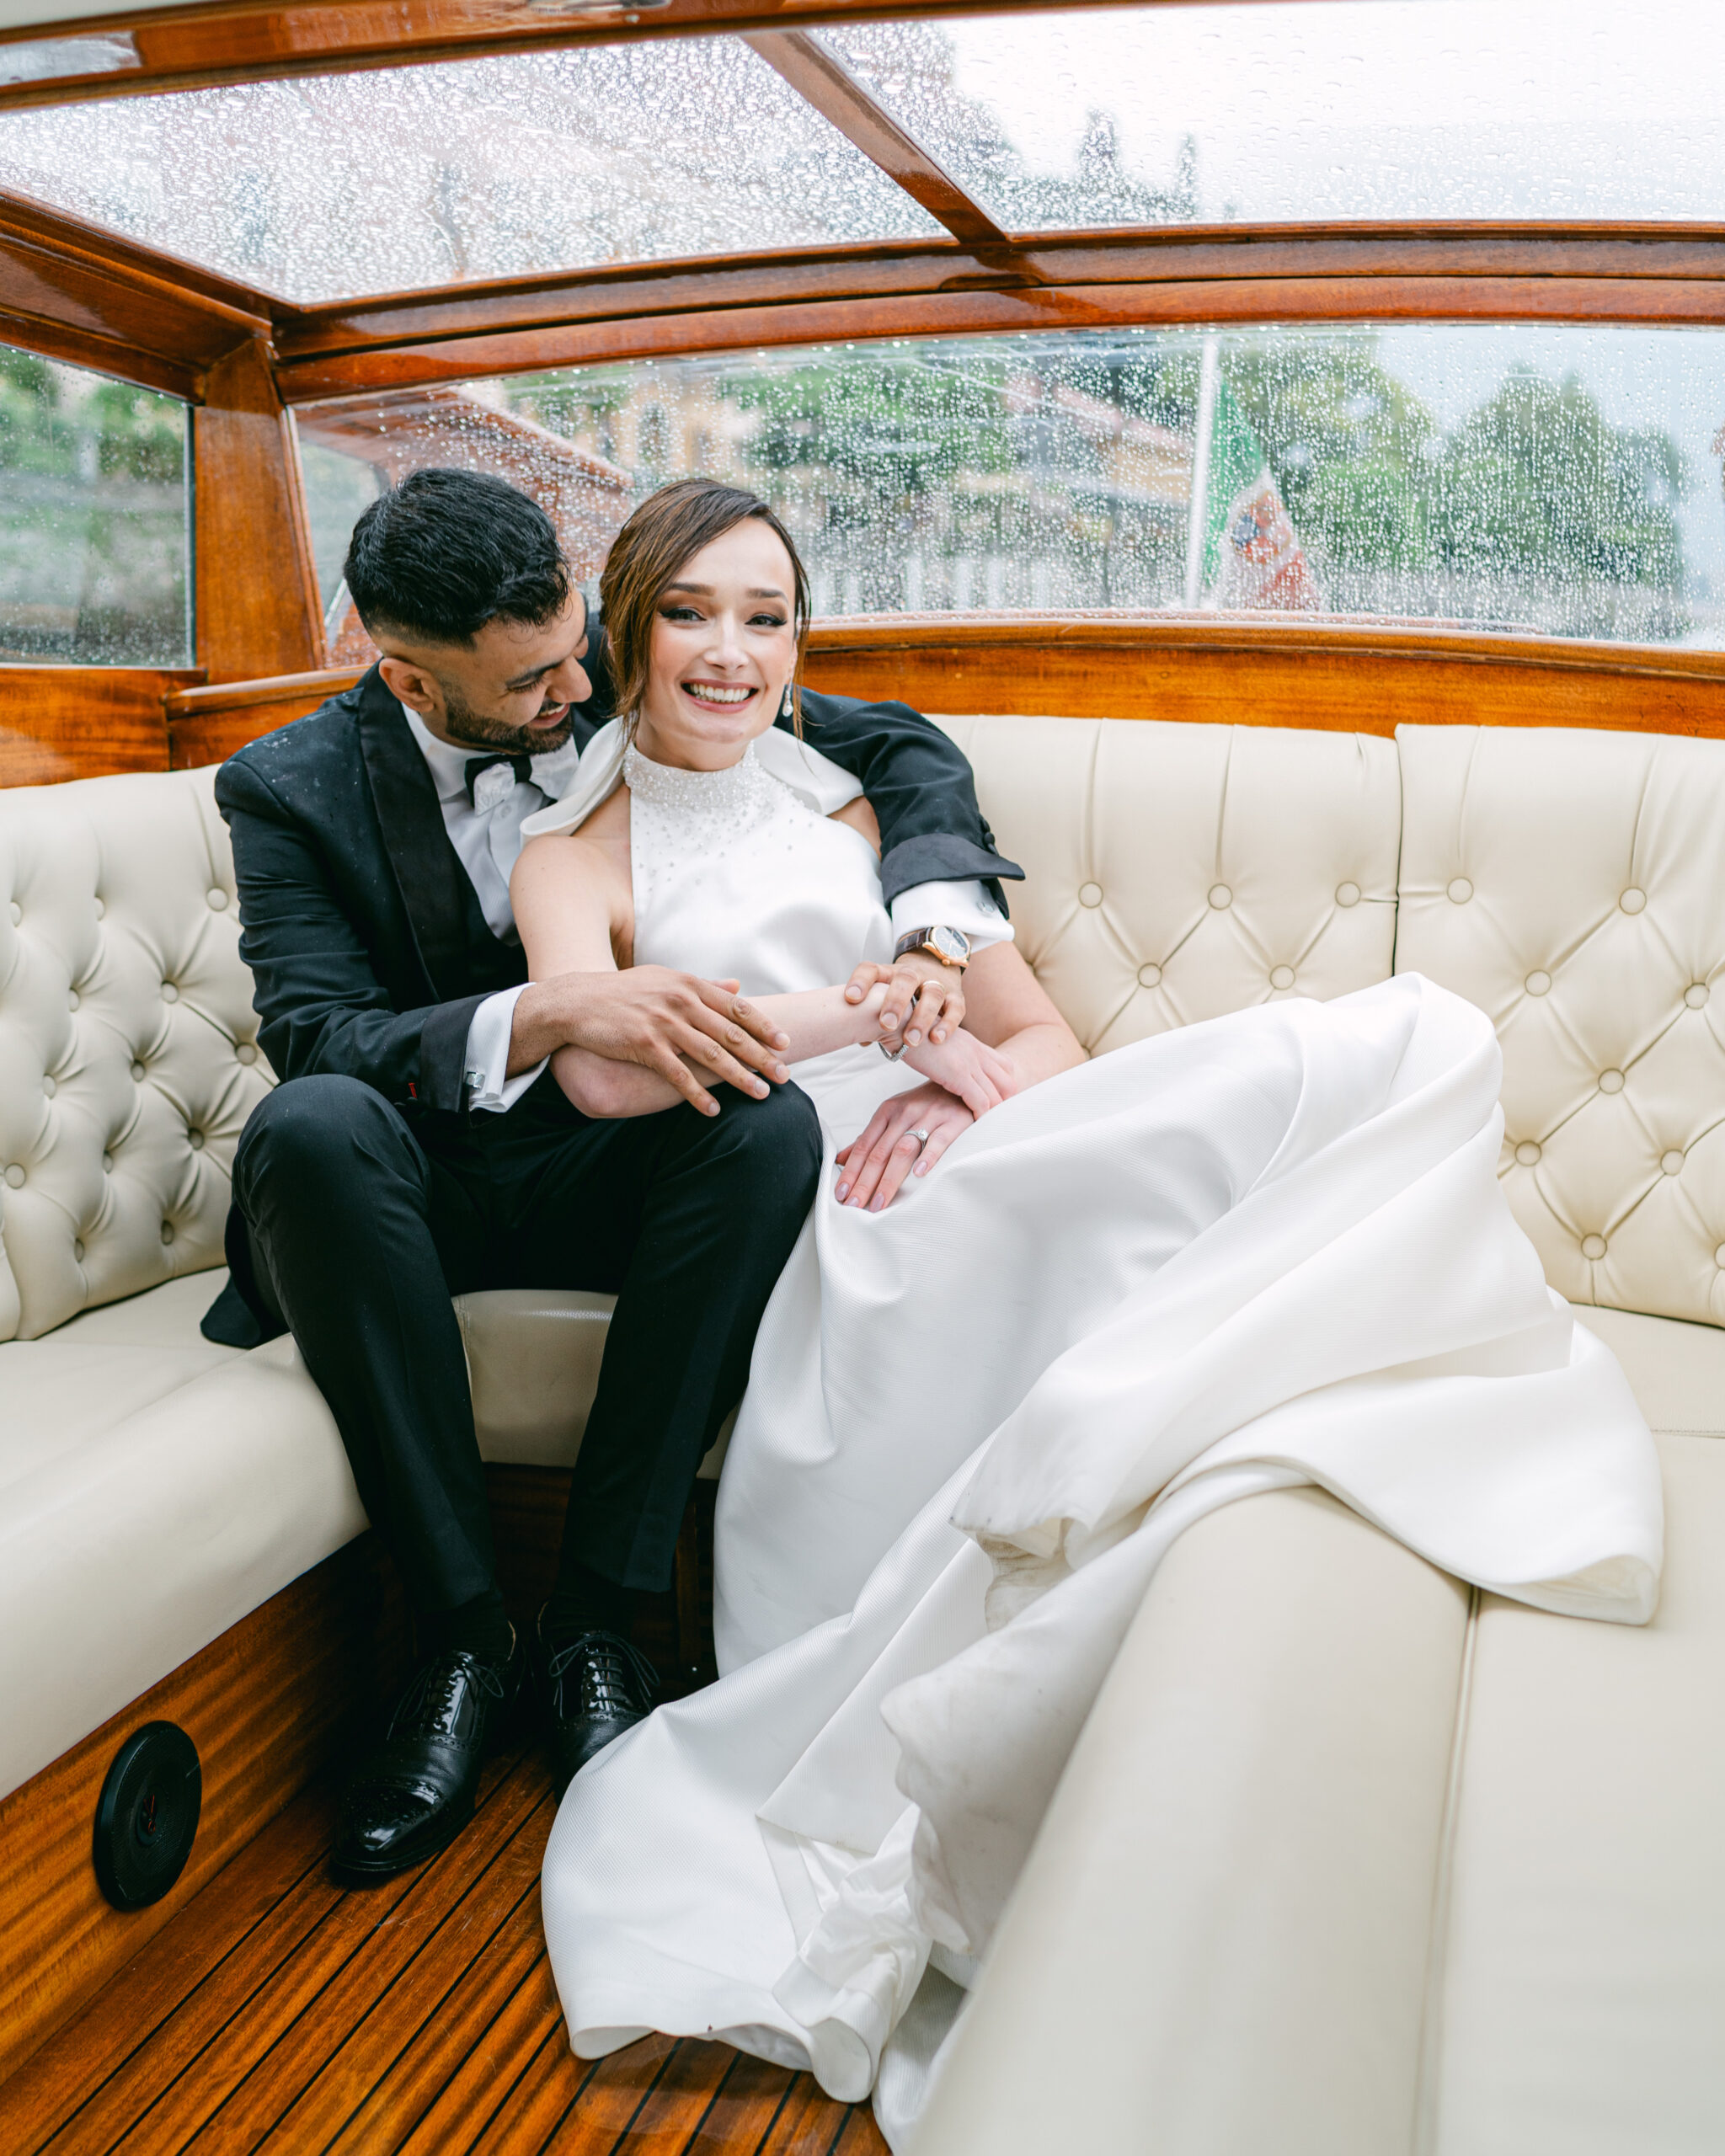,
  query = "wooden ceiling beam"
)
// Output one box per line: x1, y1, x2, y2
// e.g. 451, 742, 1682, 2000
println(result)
274, 269, 1725, 403
0, 185, 271, 394
0, 0, 1222, 115
740, 29, 1012, 253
